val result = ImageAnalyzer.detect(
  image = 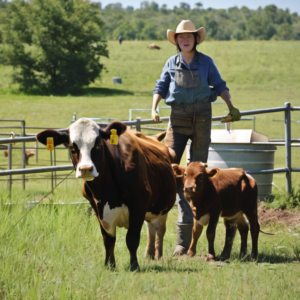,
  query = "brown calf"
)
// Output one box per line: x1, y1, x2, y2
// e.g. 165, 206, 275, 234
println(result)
172, 162, 273, 261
